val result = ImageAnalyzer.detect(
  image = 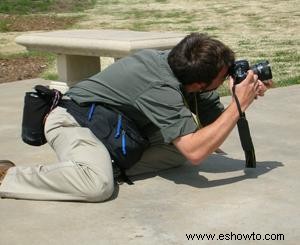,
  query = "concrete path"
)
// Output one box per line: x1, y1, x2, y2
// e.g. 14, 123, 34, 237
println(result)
0, 79, 299, 245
